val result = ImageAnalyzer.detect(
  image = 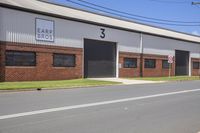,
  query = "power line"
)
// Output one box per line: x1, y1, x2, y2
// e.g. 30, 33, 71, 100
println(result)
65, 0, 200, 26
76, 0, 199, 24
192, 1, 200, 5
149, 0, 192, 4
191, 2, 200, 9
